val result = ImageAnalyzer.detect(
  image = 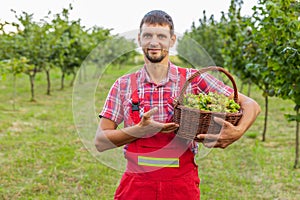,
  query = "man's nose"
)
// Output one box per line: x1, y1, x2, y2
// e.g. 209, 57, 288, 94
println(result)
149, 36, 159, 46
